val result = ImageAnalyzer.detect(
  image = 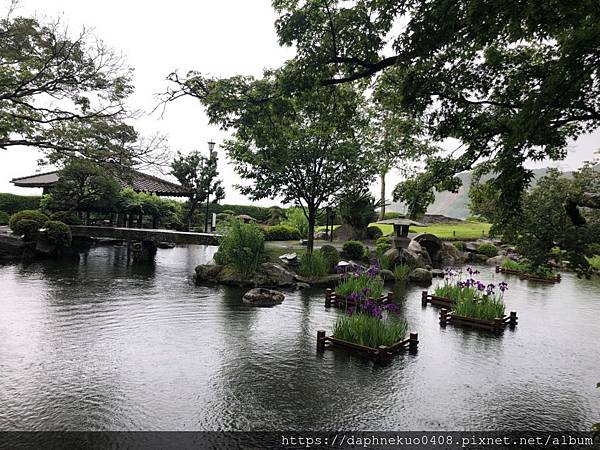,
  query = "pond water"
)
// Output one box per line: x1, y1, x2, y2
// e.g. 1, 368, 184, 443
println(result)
1, 245, 599, 430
